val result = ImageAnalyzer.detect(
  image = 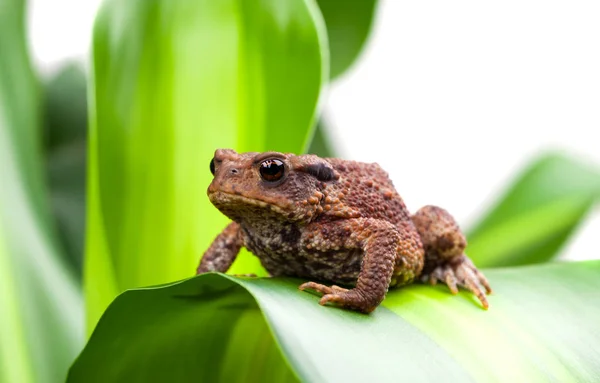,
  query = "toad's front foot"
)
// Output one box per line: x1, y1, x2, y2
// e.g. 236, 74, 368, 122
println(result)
422, 255, 492, 309
299, 282, 379, 313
